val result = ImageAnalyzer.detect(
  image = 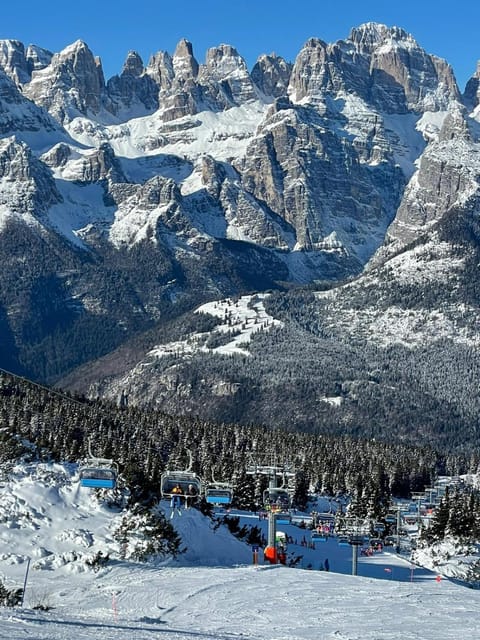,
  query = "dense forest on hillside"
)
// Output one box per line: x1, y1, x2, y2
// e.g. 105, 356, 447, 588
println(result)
78, 282, 479, 454
0, 370, 475, 513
